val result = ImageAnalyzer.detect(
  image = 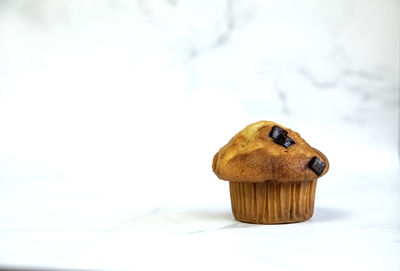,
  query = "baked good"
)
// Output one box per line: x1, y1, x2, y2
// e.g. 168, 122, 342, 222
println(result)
212, 121, 329, 224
